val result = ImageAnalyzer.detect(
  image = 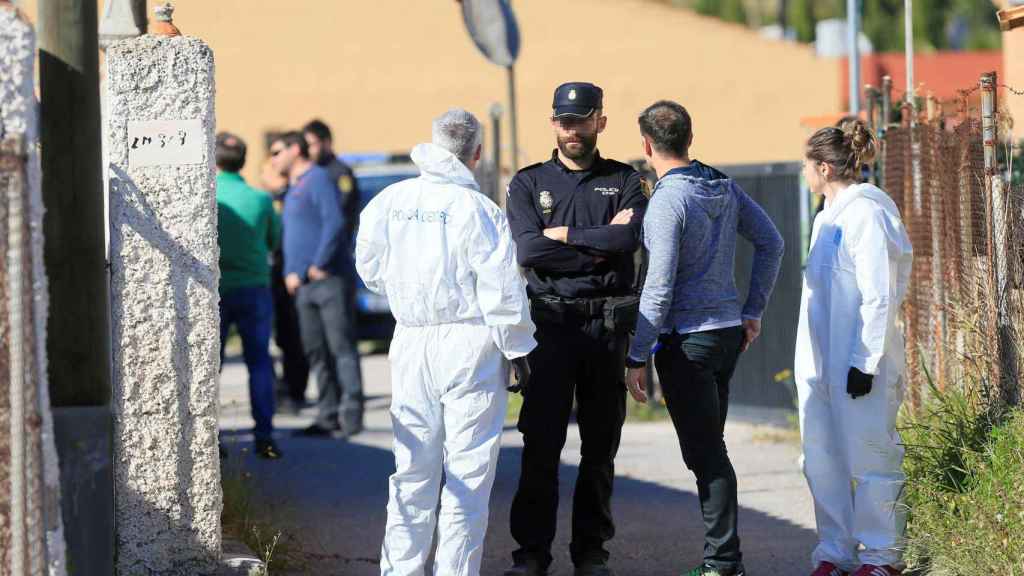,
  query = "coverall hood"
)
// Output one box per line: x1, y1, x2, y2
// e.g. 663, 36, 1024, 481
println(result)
825, 183, 903, 228
411, 142, 480, 191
